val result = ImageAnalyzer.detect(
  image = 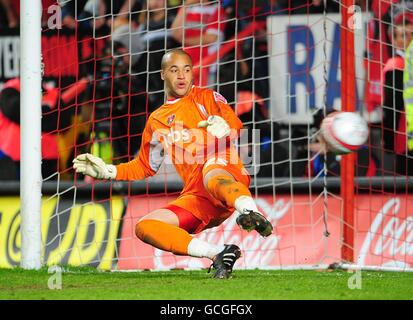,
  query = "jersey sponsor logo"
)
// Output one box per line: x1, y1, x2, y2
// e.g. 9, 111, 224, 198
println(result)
162, 127, 191, 145
213, 91, 227, 104
167, 114, 176, 126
